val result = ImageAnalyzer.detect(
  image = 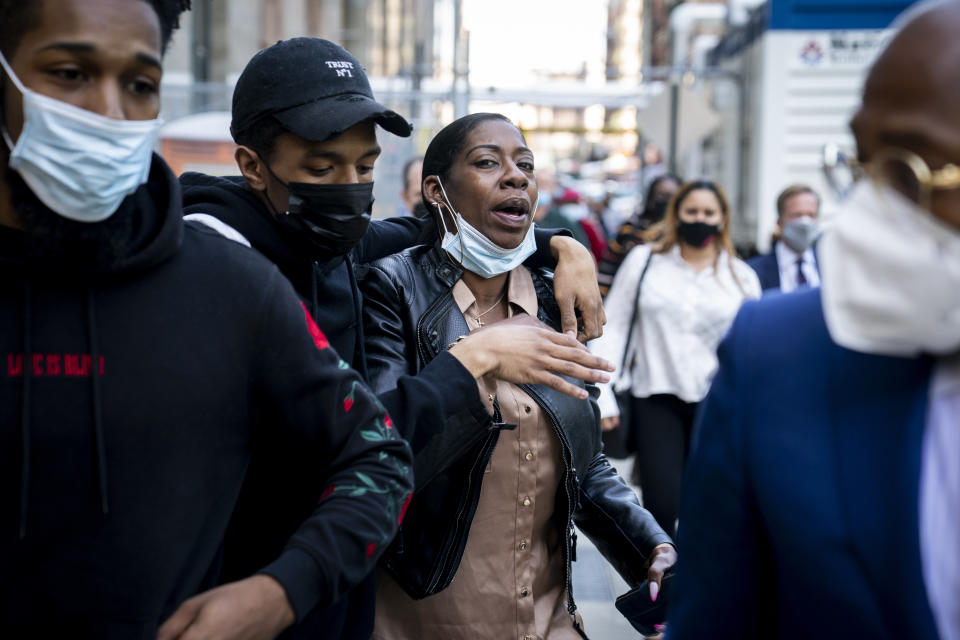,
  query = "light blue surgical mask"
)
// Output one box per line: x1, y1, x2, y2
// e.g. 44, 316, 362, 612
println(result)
0, 50, 162, 223
781, 216, 821, 253
435, 178, 537, 279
